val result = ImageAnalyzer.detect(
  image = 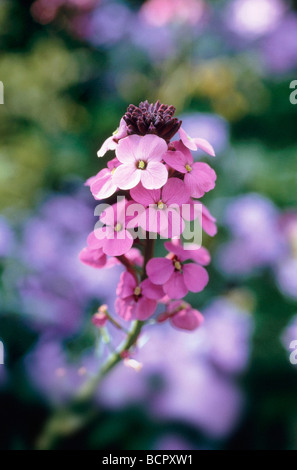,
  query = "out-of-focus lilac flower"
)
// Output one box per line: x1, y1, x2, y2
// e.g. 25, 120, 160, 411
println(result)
0, 217, 14, 258
140, 0, 206, 28
18, 192, 123, 335
98, 297, 253, 438
217, 194, 285, 276
129, 17, 174, 62
276, 260, 297, 301
201, 298, 253, 374
81, 2, 132, 47
261, 14, 297, 74
25, 340, 100, 405
225, 0, 285, 39
179, 113, 229, 156
31, 0, 98, 25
